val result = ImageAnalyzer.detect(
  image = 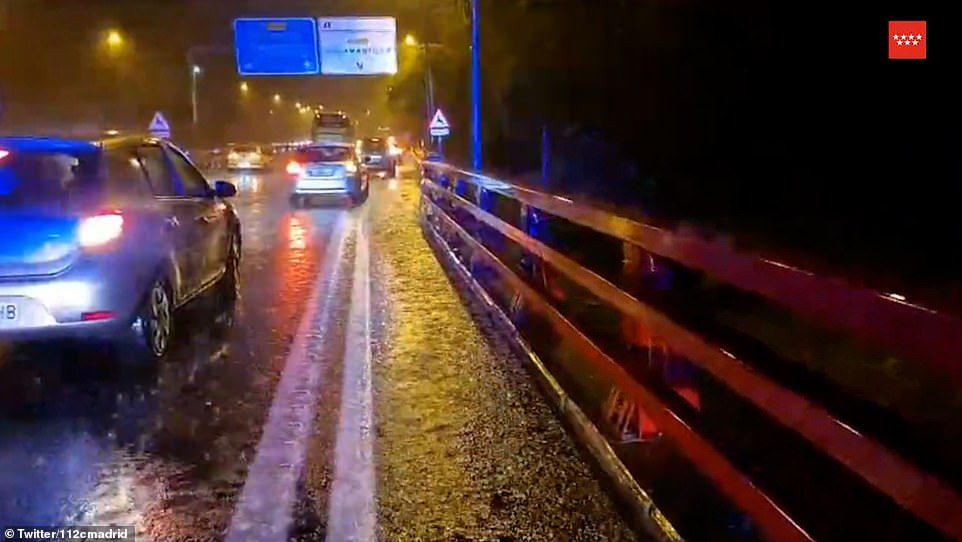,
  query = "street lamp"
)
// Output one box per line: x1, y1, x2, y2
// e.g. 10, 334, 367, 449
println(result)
273, 94, 281, 104
470, 0, 481, 169
240, 81, 249, 93
404, 36, 437, 144
101, 29, 126, 127
295, 102, 302, 109
190, 65, 202, 126
106, 29, 123, 49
